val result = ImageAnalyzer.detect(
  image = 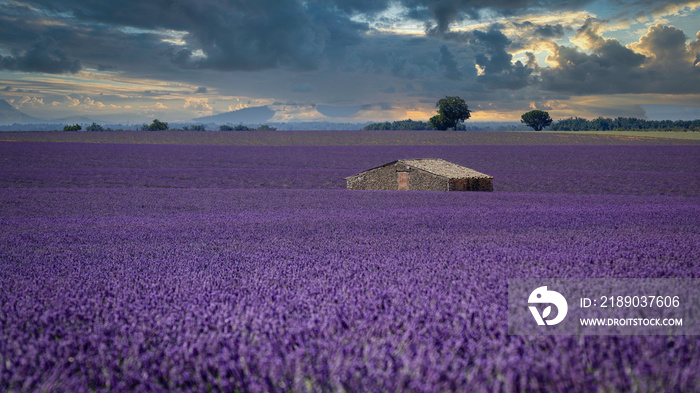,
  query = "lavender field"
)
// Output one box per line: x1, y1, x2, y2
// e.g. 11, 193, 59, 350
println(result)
1, 139, 699, 392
